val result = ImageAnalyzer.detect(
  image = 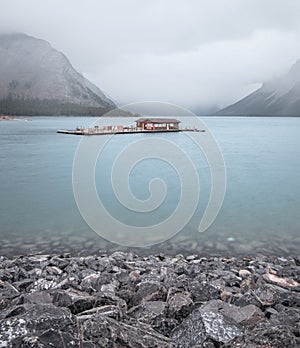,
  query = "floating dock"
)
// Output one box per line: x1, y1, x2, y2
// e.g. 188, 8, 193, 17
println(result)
57, 118, 205, 136
57, 127, 204, 135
